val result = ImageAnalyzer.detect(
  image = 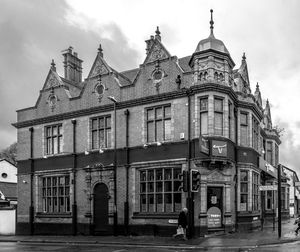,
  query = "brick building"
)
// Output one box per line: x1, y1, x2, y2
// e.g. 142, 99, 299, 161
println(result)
13, 11, 284, 236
